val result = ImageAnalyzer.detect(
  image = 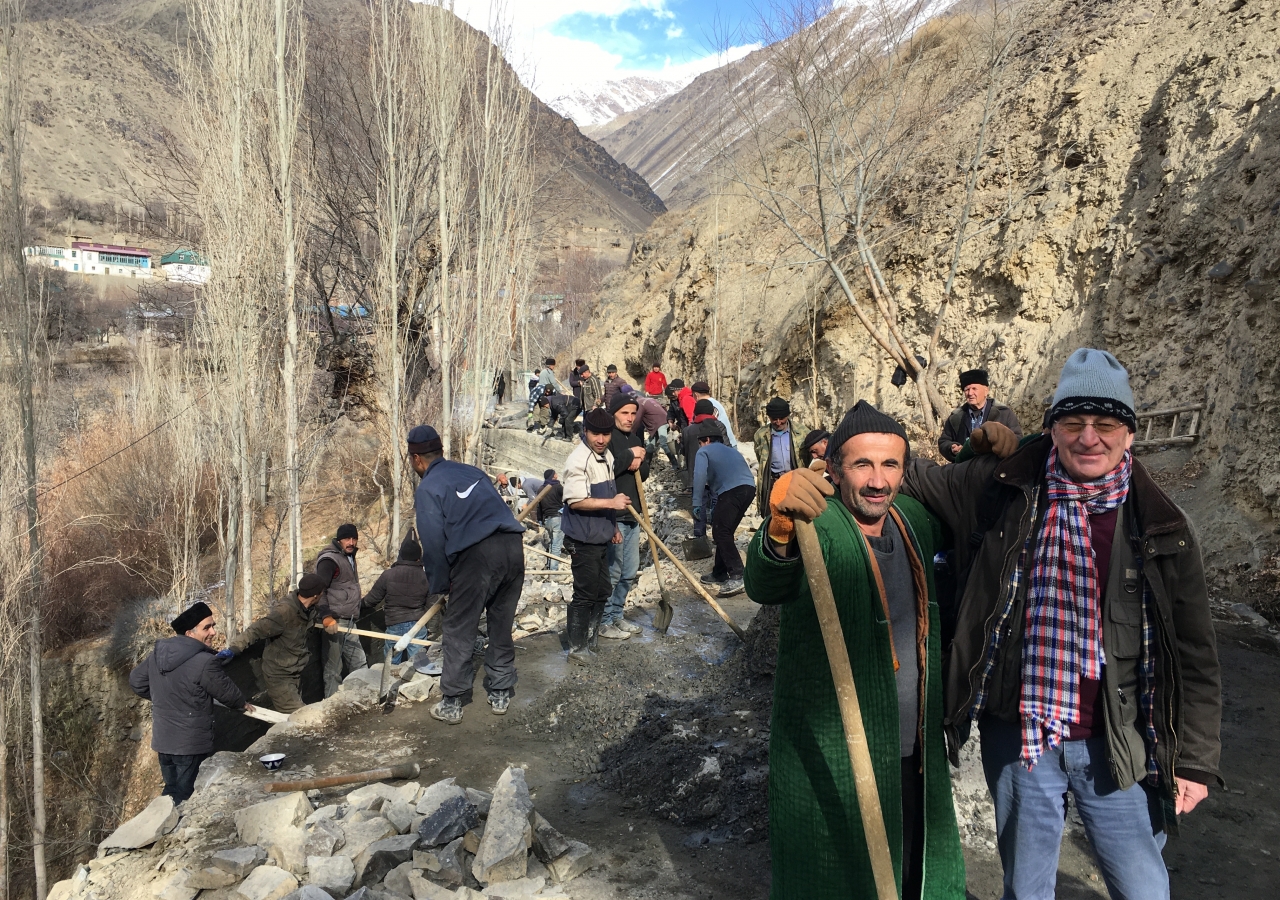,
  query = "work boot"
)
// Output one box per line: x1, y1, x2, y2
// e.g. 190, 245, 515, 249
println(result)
700, 571, 725, 586
617, 618, 642, 635
487, 689, 512, 715
719, 579, 745, 597
430, 696, 464, 725
566, 605, 595, 666
599, 623, 631, 641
